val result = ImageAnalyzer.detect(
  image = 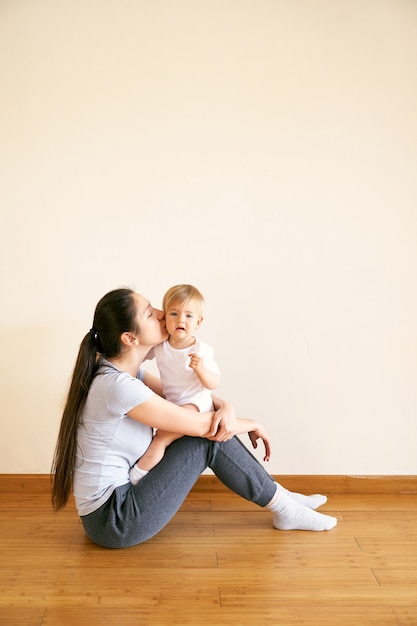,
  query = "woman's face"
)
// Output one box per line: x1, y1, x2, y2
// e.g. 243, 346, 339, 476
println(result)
133, 292, 168, 348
